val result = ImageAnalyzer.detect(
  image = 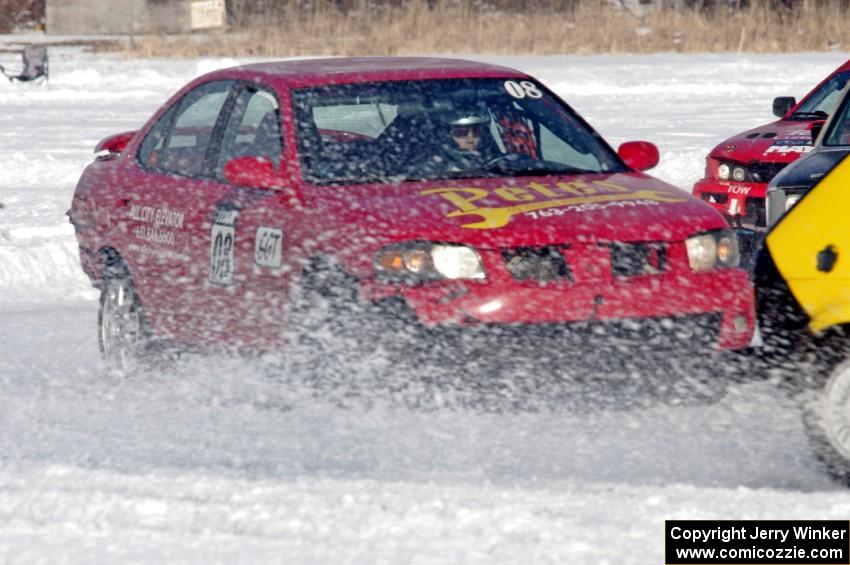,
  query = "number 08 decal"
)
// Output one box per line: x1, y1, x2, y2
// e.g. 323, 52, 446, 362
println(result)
209, 208, 239, 285
503, 80, 543, 100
